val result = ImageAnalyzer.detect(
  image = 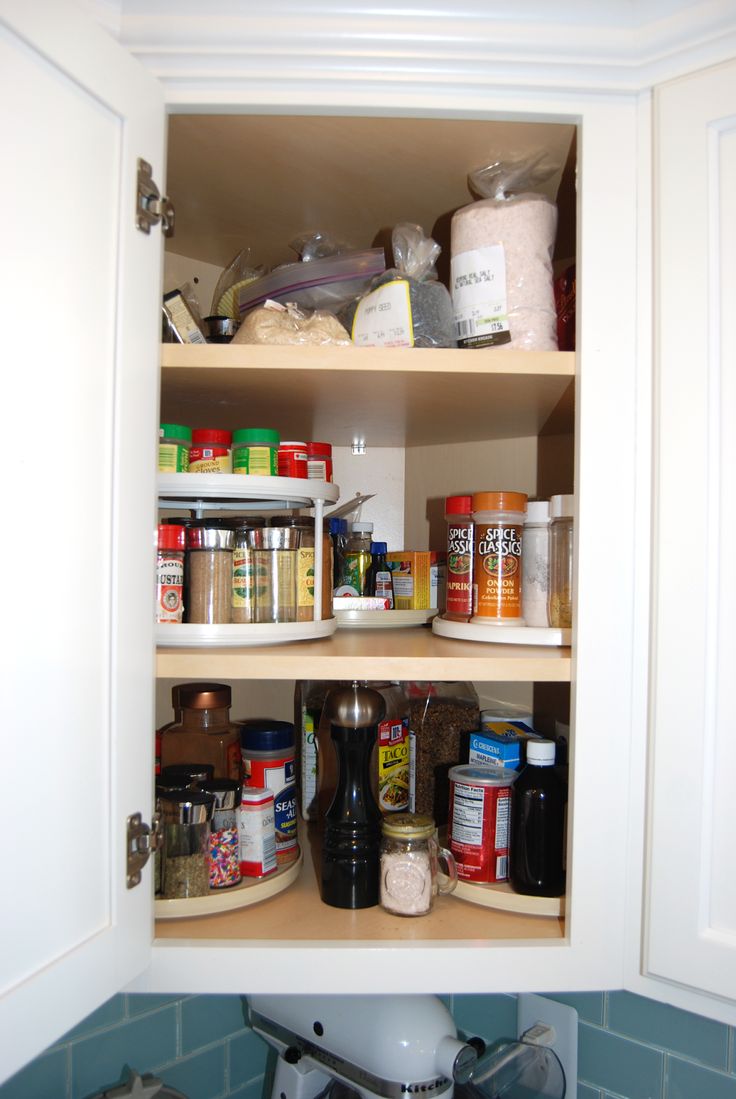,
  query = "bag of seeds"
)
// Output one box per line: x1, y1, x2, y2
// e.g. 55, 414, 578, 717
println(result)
450, 151, 560, 351
407, 681, 480, 826
342, 223, 457, 348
